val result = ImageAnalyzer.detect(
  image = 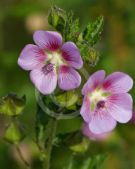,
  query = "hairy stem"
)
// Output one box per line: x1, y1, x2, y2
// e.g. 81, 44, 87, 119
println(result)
43, 118, 57, 169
